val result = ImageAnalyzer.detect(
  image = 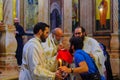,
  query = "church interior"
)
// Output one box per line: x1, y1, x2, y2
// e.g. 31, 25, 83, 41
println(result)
0, 0, 120, 80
